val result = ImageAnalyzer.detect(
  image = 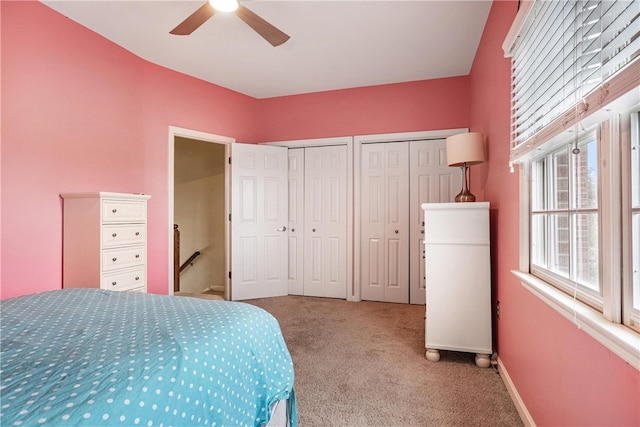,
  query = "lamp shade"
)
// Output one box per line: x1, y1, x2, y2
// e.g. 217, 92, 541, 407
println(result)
446, 132, 485, 166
